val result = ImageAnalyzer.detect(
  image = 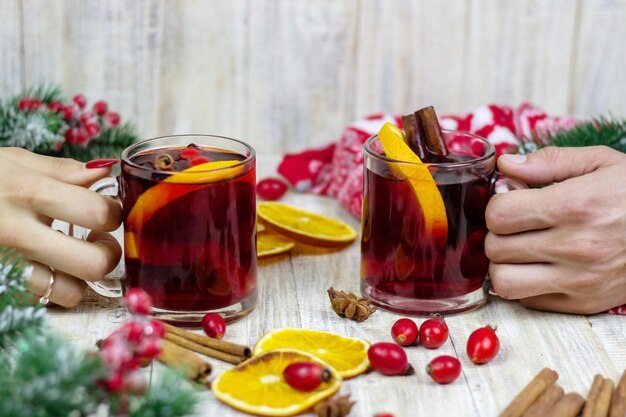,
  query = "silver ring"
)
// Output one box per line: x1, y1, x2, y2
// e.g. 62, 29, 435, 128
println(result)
39, 266, 56, 305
